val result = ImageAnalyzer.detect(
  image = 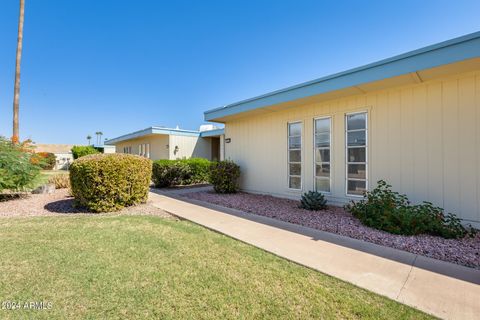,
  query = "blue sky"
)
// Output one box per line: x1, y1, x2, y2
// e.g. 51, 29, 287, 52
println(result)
0, 0, 479, 144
